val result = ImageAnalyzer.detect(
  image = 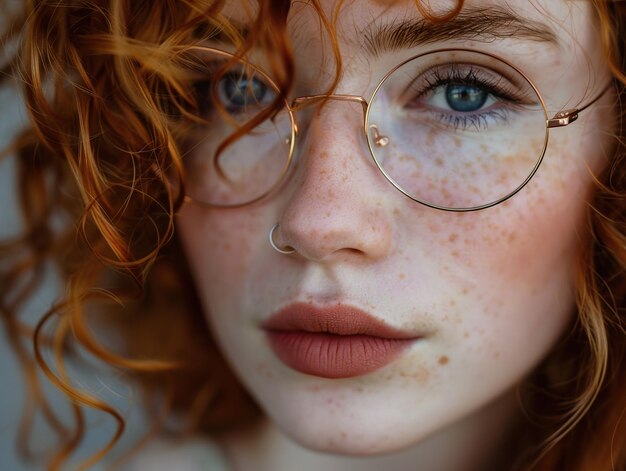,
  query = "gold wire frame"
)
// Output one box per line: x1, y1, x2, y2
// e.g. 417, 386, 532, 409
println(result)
183, 46, 610, 211
182, 46, 297, 208
366, 48, 549, 212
